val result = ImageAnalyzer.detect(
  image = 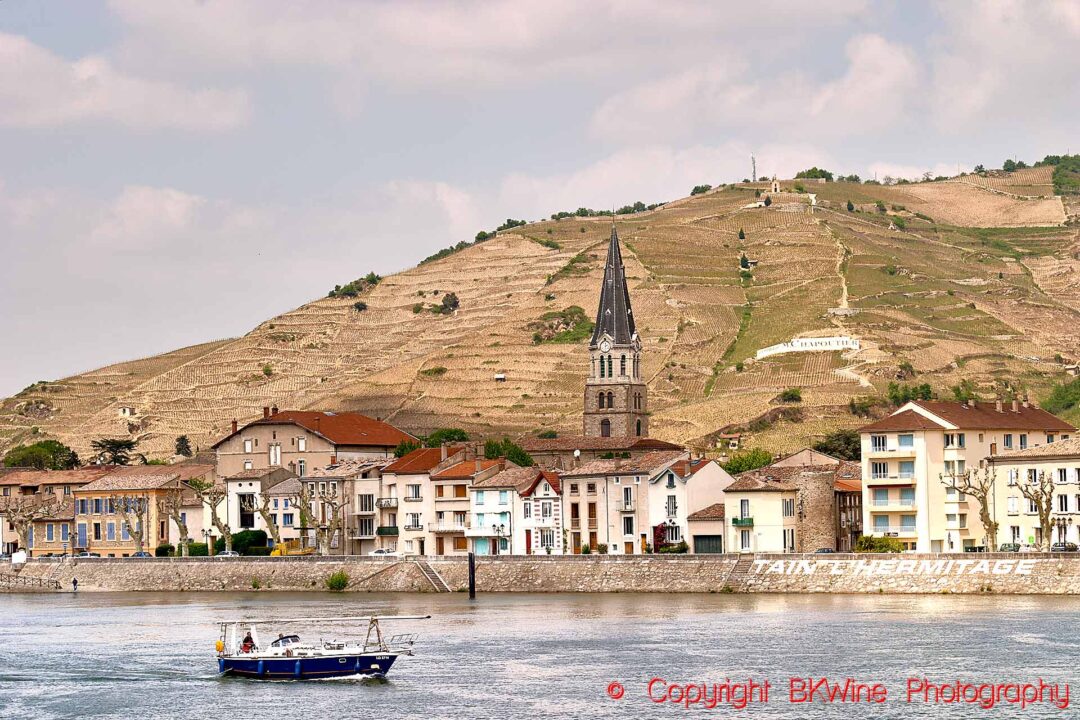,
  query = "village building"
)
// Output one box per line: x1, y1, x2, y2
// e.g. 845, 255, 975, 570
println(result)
433, 456, 506, 556
858, 399, 1074, 552
72, 464, 215, 557
559, 451, 730, 554
1, 466, 116, 555
212, 408, 417, 478
466, 466, 523, 556
377, 445, 468, 556
687, 503, 726, 553
518, 468, 563, 555
222, 467, 296, 543
987, 437, 1080, 548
